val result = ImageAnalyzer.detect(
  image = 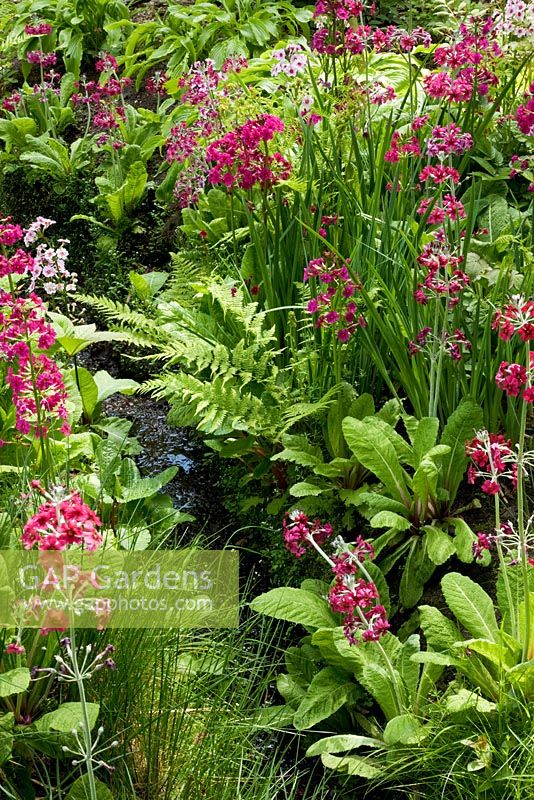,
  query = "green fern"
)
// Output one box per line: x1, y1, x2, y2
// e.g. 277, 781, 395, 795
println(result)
81, 277, 334, 456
